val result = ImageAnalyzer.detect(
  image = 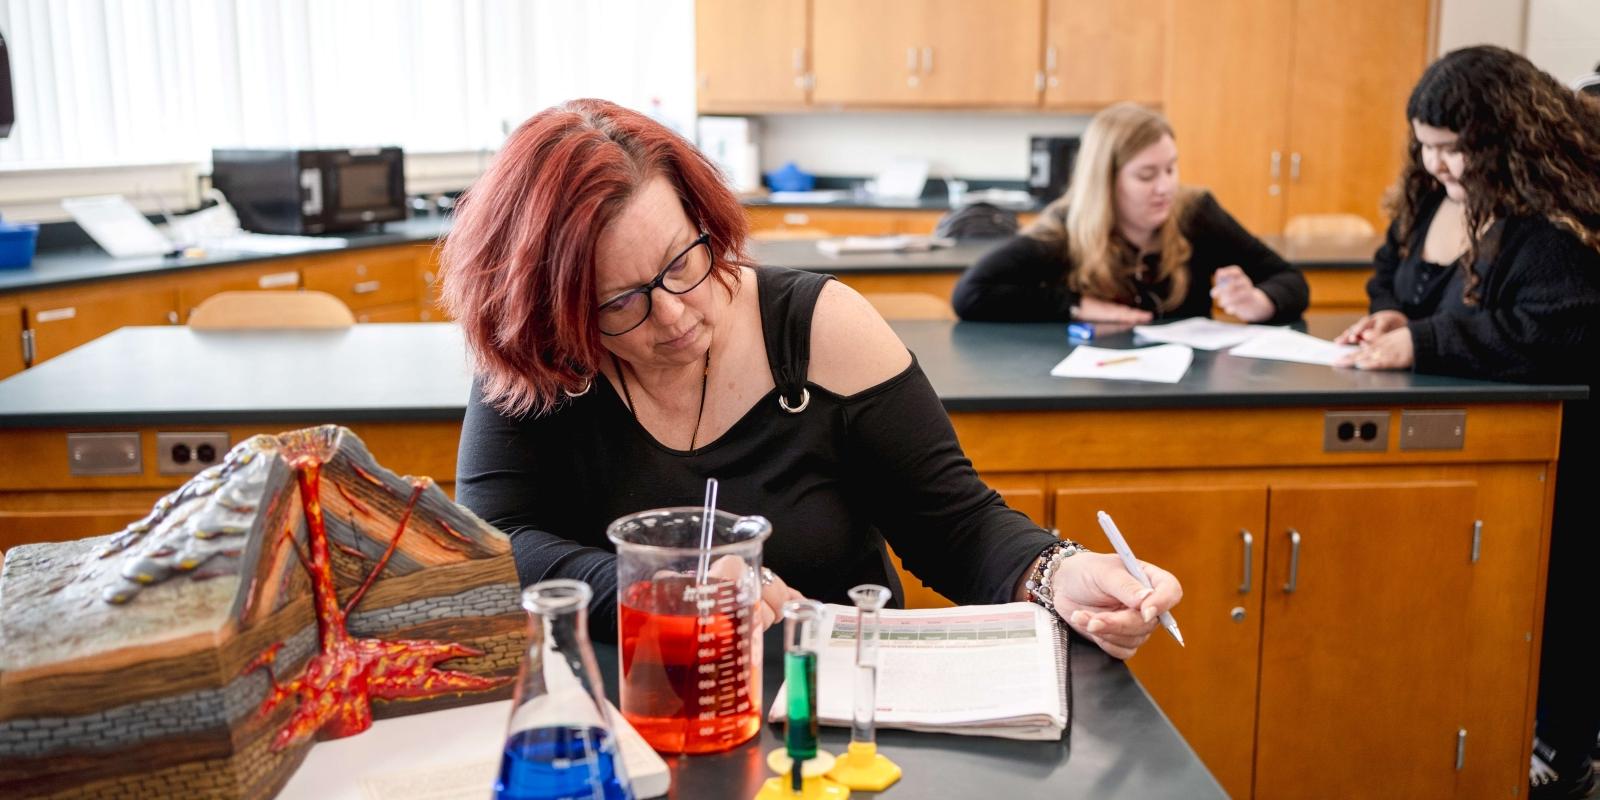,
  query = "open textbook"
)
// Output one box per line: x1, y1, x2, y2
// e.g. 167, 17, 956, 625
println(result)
769, 602, 1070, 741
